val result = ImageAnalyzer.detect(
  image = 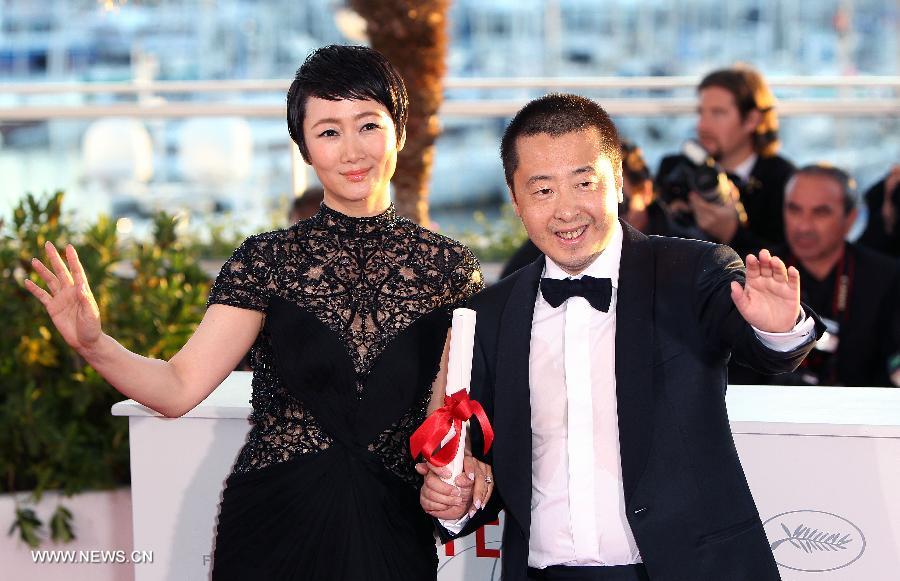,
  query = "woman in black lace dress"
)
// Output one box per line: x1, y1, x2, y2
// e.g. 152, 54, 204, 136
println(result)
25, 46, 484, 580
